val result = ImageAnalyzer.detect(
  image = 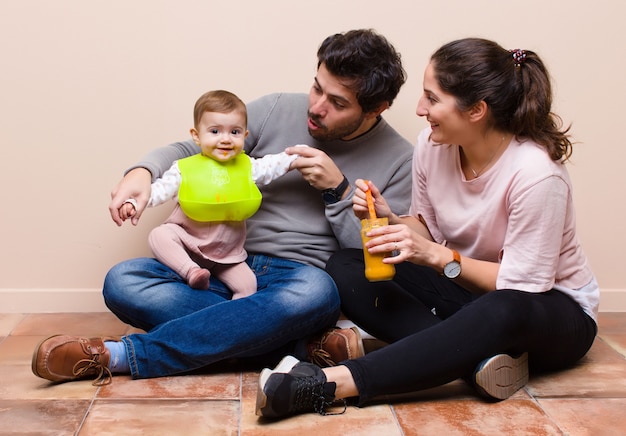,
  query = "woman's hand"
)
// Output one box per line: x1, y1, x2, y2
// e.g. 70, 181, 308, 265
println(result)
352, 179, 394, 221
364, 221, 441, 267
